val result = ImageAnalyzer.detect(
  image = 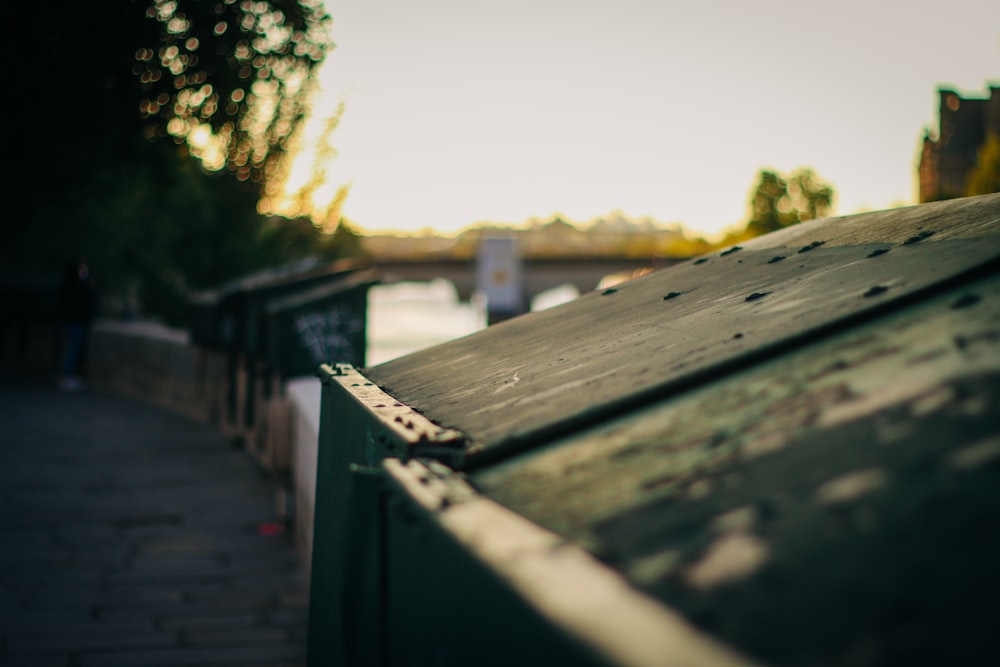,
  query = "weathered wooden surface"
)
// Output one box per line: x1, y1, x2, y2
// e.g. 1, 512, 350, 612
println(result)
365, 194, 1000, 467
471, 269, 1000, 666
